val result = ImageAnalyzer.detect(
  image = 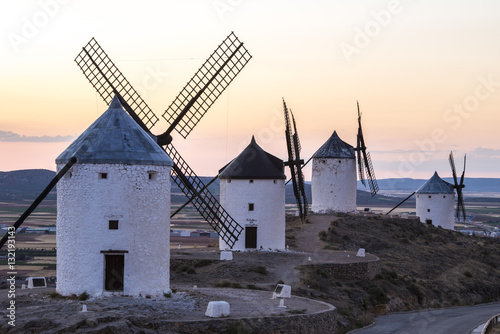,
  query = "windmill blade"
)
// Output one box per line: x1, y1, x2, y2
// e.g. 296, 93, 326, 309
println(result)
364, 151, 379, 196
75, 38, 158, 132
455, 153, 467, 222
163, 32, 252, 139
165, 144, 243, 248
449, 151, 459, 186
357, 144, 366, 187
283, 99, 308, 221
284, 156, 312, 186
386, 192, 416, 215
292, 116, 309, 219
460, 154, 466, 187
456, 188, 466, 222
356, 102, 379, 196
449, 151, 467, 221
0, 157, 77, 249
170, 174, 219, 218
